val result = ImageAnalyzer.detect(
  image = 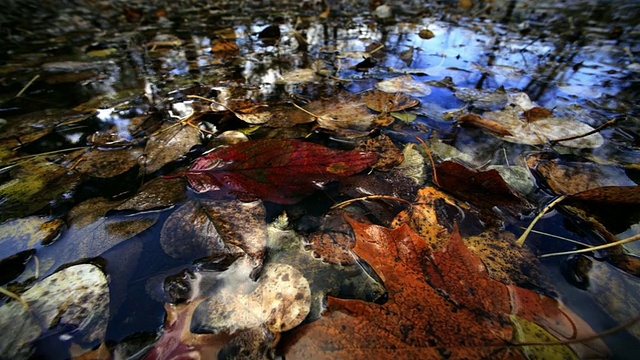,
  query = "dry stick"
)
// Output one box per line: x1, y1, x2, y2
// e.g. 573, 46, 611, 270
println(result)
540, 232, 640, 258
331, 194, 413, 210
516, 195, 567, 247
414, 136, 439, 187
549, 117, 622, 145
15, 74, 40, 98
